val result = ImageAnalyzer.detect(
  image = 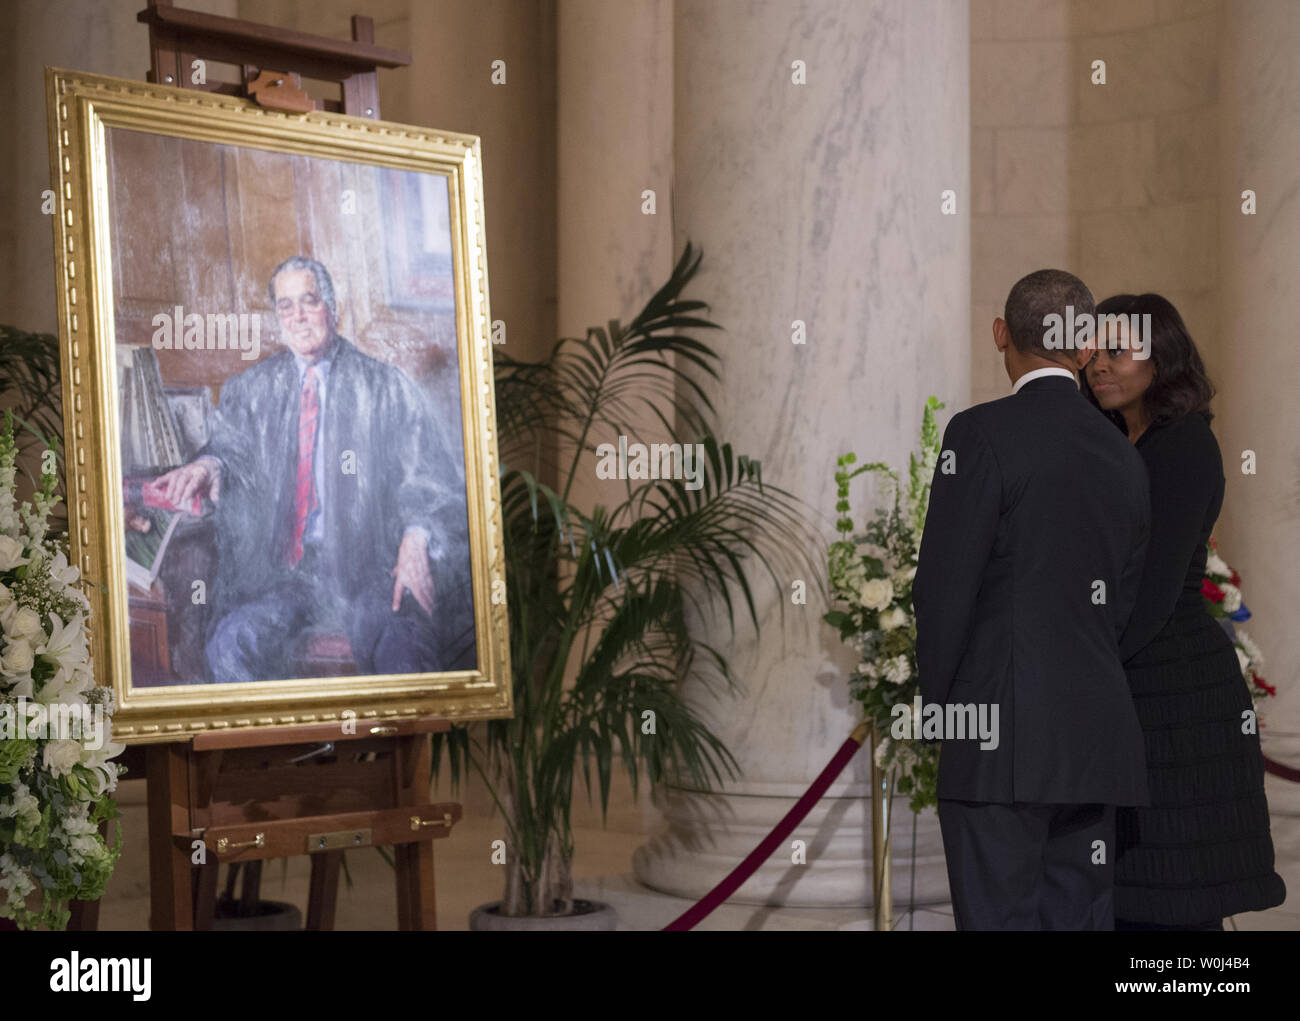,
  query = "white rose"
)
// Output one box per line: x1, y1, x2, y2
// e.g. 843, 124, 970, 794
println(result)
879, 607, 910, 630
0, 536, 29, 572
1219, 584, 1242, 615
0, 583, 13, 609
8, 606, 43, 643
42, 739, 83, 779
858, 577, 895, 612
0, 637, 34, 676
